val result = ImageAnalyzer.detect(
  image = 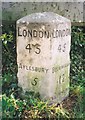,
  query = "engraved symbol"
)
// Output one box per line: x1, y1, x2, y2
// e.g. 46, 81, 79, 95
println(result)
58, 73, 65, 84
31, 78, 38, 86
58, 43, 66, 52
26, 43, 41, 54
